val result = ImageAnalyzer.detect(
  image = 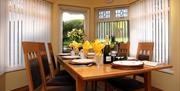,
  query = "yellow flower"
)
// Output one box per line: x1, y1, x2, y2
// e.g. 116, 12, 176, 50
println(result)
92, 39, 105, 56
